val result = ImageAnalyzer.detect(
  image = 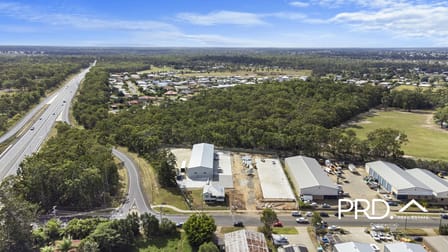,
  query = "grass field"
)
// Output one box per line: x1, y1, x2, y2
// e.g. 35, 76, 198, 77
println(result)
349, 110, 448, 161
136, 232, 192, 252
273, 227, 299, 234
